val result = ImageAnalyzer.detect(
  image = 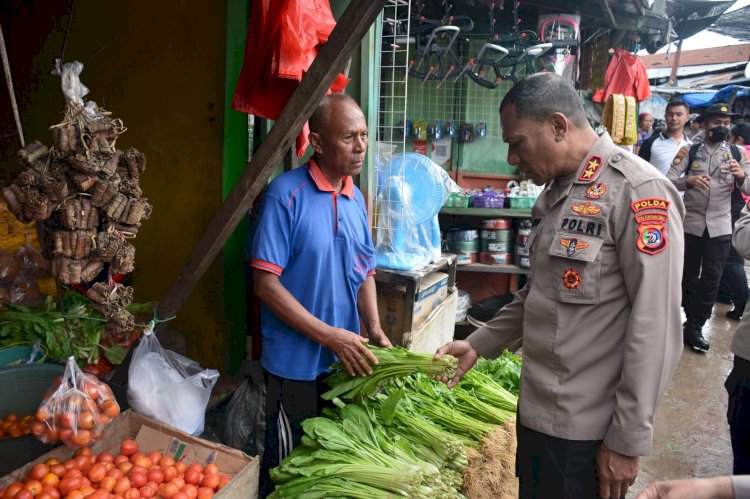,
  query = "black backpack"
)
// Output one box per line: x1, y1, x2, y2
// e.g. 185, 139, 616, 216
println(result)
684, 142, 742, 174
